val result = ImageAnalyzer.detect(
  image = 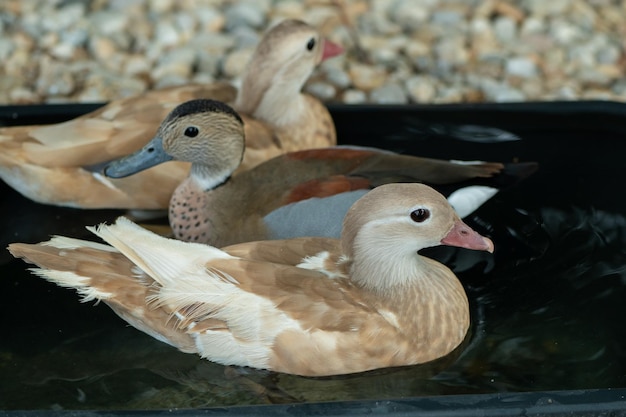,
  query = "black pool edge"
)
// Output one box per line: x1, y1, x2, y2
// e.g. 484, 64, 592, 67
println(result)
2, 99, 626, 128
2, 388, 626, 417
